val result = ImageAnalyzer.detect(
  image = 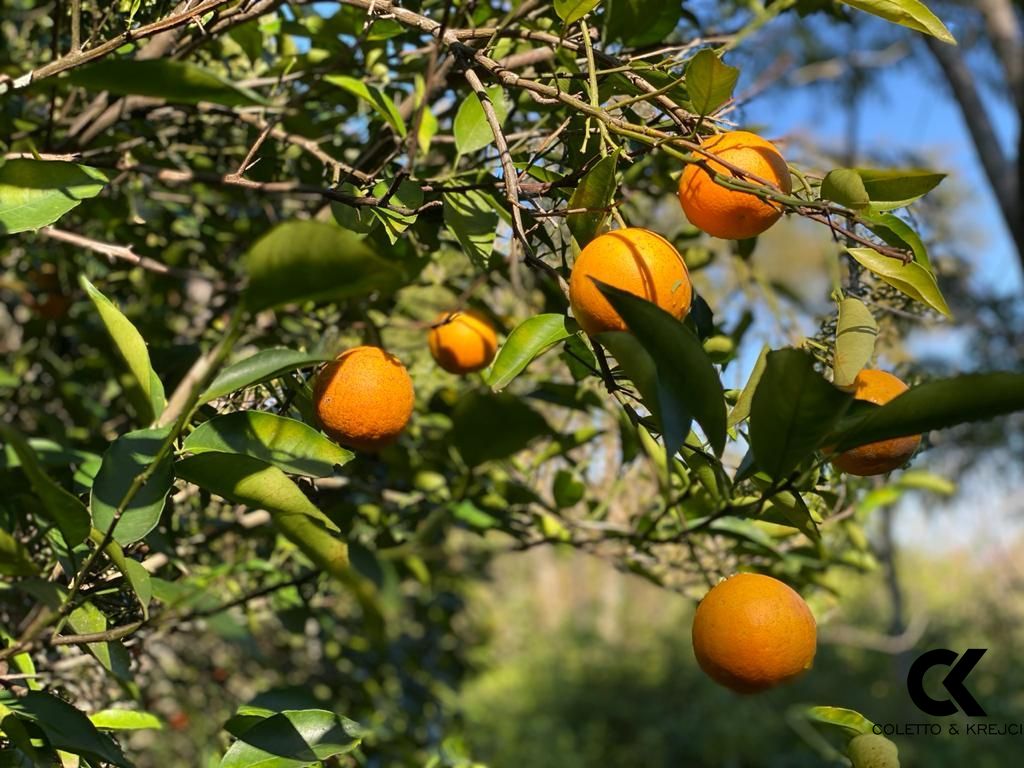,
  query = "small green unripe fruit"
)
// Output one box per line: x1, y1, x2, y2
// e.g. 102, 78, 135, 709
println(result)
703, 334, 735, 362
847, 734, 900, 768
